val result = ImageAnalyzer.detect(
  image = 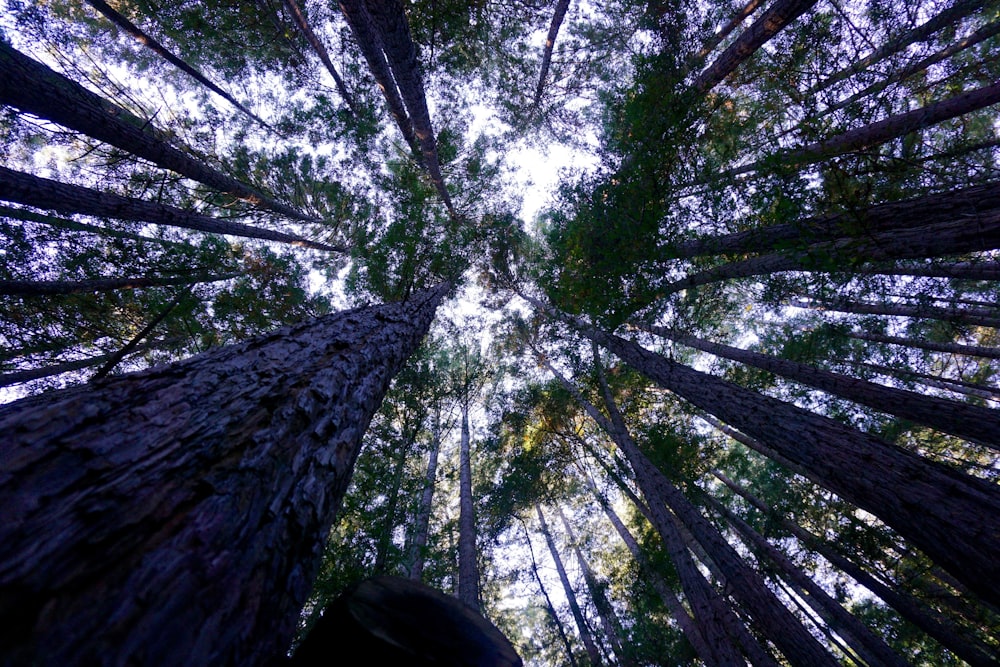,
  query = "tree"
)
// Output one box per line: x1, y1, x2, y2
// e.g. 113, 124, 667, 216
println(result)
0, 283, 447, 665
